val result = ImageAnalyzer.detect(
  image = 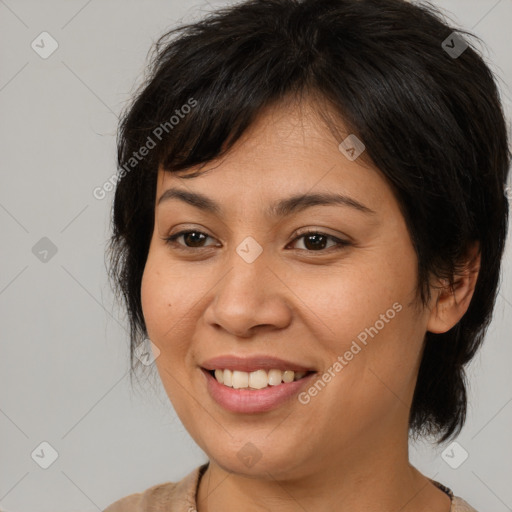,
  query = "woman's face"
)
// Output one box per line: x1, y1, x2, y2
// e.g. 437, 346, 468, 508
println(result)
141, 99, 433, 479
